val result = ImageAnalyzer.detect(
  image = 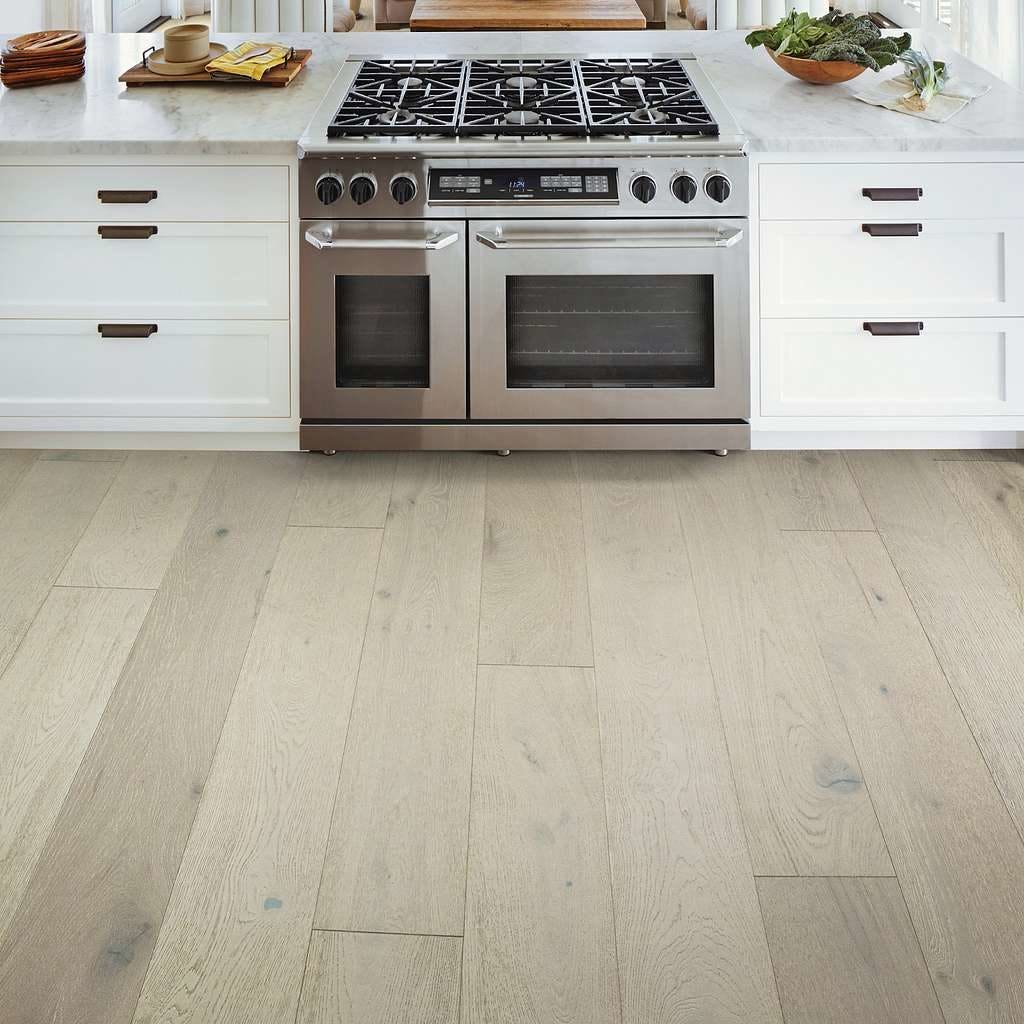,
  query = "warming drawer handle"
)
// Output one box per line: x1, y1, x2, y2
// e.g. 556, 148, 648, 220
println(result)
98, 189, 158, 204
304, 228, 459, 251
862, 187, 924, 202
863, 321, 924, 337
474, 227, 744, 250
97, 323, 158, 339
98, 225, 158, 239
862, 223, 922, 237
